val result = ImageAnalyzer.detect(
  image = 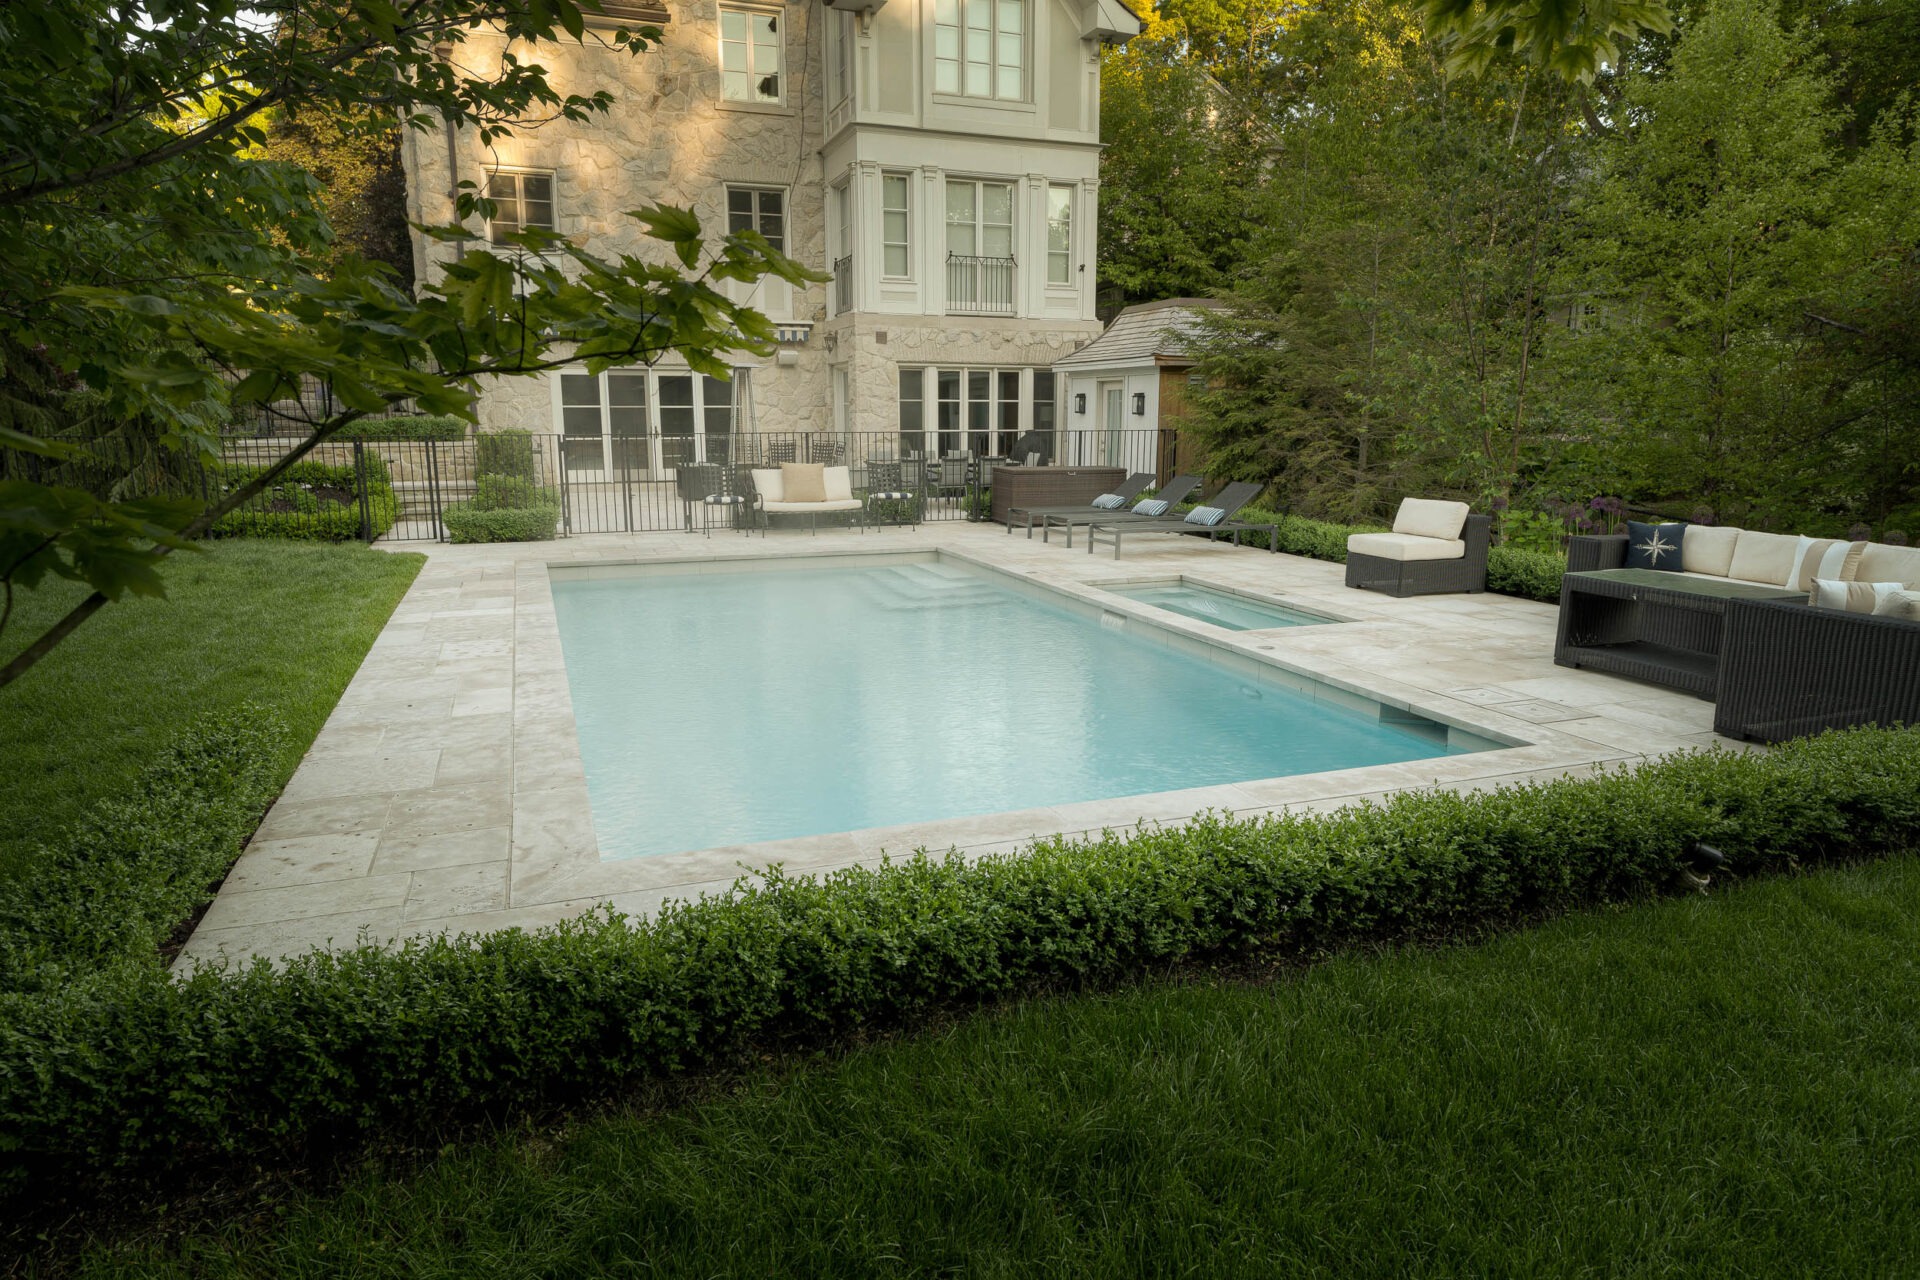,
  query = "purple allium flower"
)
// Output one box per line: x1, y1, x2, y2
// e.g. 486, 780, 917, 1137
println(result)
1848, 522, 1872, 541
